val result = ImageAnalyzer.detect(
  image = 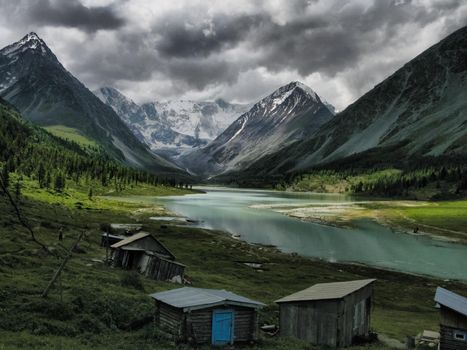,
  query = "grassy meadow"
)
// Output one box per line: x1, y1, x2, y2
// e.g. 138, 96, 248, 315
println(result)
44, 125, 97, 148
283, 169, 467, 243
0, 179, 466, 349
